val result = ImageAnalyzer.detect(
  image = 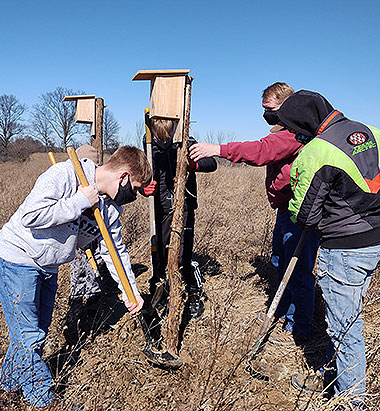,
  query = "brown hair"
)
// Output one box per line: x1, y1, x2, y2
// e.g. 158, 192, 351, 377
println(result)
105, 145, 152, 186
262, 82, 294, 104
150, 117, 176, 143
